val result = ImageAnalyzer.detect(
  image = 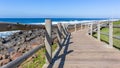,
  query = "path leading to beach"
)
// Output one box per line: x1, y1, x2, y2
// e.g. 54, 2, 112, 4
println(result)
49, 29, 120, 68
